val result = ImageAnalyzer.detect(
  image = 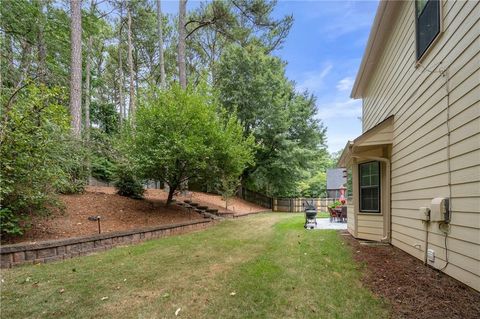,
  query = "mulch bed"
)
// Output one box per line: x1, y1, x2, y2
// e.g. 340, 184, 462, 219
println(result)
2, 190, 204, 245
342, 231, 480, 319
